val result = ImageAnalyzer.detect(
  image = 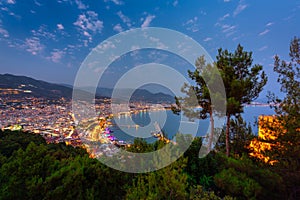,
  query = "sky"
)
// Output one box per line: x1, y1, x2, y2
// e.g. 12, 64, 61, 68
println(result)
0, 0, 300, 98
